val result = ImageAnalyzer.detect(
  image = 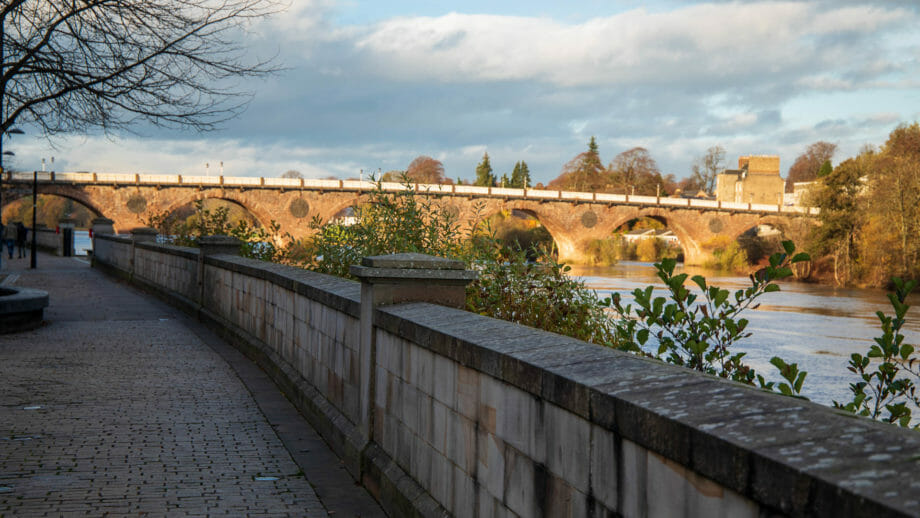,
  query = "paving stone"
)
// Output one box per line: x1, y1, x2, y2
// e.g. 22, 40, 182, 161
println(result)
0, 254, 383, 517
